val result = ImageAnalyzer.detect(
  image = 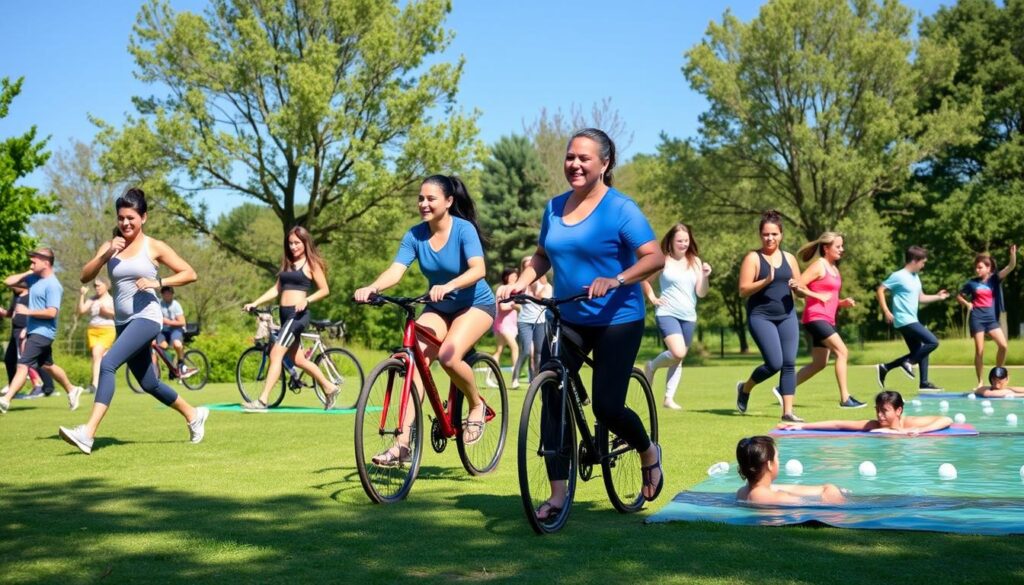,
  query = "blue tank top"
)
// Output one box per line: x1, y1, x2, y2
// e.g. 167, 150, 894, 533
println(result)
746, 252, 795, 318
